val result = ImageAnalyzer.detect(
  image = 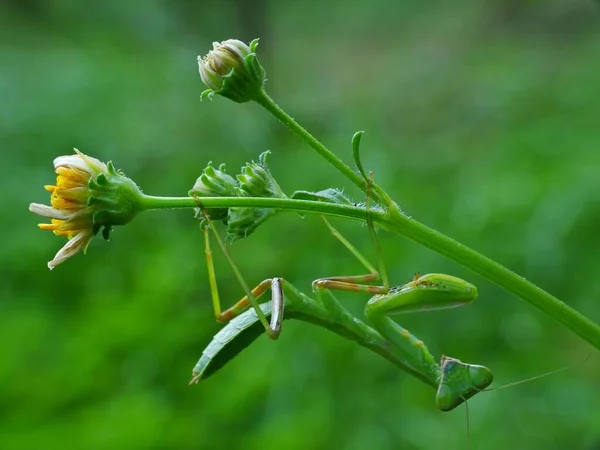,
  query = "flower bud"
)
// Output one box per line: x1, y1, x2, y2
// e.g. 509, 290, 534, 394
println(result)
197, 39, 266, 103
237, 151, 285, 199
189, 162, 239, 221
225, 152, 286, 242
225, 189, 277, 243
